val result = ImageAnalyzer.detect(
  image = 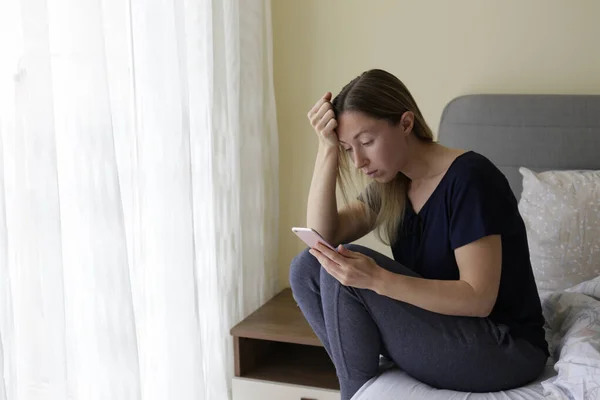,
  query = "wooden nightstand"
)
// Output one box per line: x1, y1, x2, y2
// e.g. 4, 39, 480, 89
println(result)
230, 288, 340, 400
